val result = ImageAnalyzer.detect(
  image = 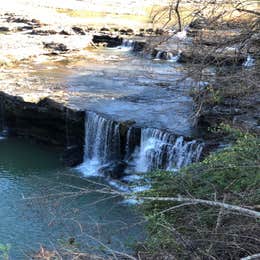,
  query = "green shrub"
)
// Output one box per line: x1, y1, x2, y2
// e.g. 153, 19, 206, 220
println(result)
139, 130, 260, 259
0, 243, 10, 260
